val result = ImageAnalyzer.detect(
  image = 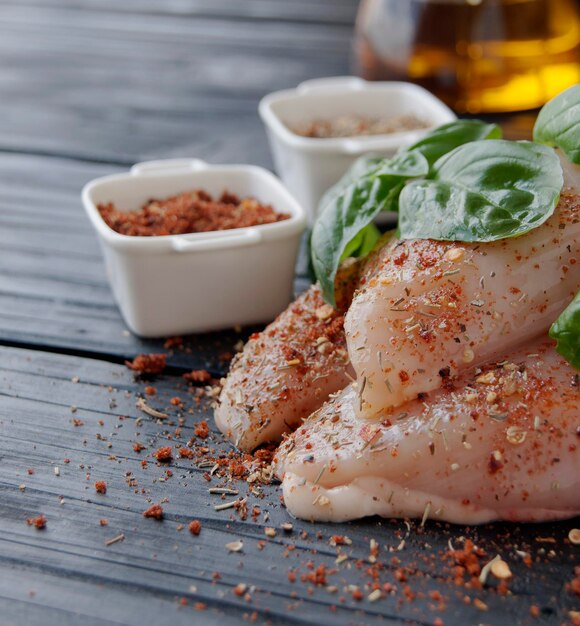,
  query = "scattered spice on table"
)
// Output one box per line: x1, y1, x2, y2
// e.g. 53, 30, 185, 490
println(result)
98, 190, 289, 237
26, 514, 46, 529
44, 349, 577, 623
143, 503, 164, 520
183, 369, 212, 384
125, 353, 167, 375
153, 446, 173, 462
104, 533, 125, 546
94, 480, 107, 494
289, 113, 429, 138
193, 420, 209, 439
